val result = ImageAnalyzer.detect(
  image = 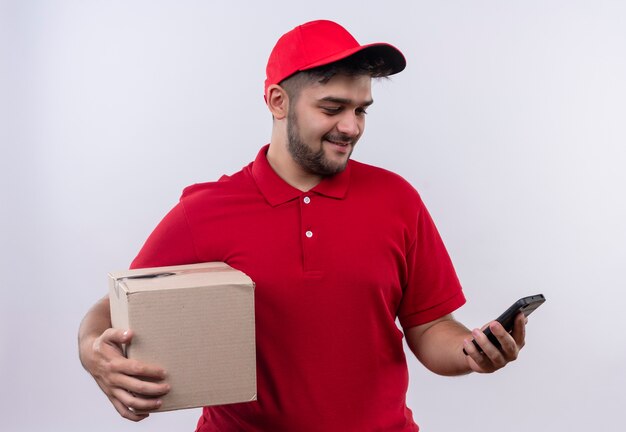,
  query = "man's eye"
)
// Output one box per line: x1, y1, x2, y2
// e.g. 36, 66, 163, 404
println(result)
322, 106, 342, 114
356, 108, 368, 116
